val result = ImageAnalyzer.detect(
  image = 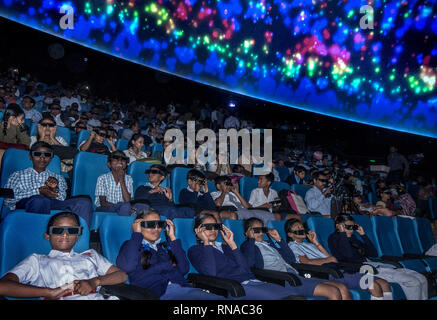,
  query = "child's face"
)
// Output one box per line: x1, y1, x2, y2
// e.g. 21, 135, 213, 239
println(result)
140, 213, 163, 243
246, 221, 264, 242
200, 216, 219, 242
287, 222, 306, 241
257, 176, 270, 188
44, 217, 79, 253
188, 177, 204, 192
